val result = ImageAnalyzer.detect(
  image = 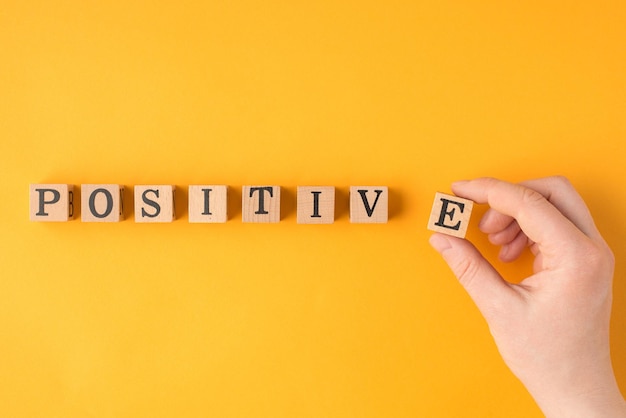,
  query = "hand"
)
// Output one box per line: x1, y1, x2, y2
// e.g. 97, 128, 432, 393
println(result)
429, 177, 626, 417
